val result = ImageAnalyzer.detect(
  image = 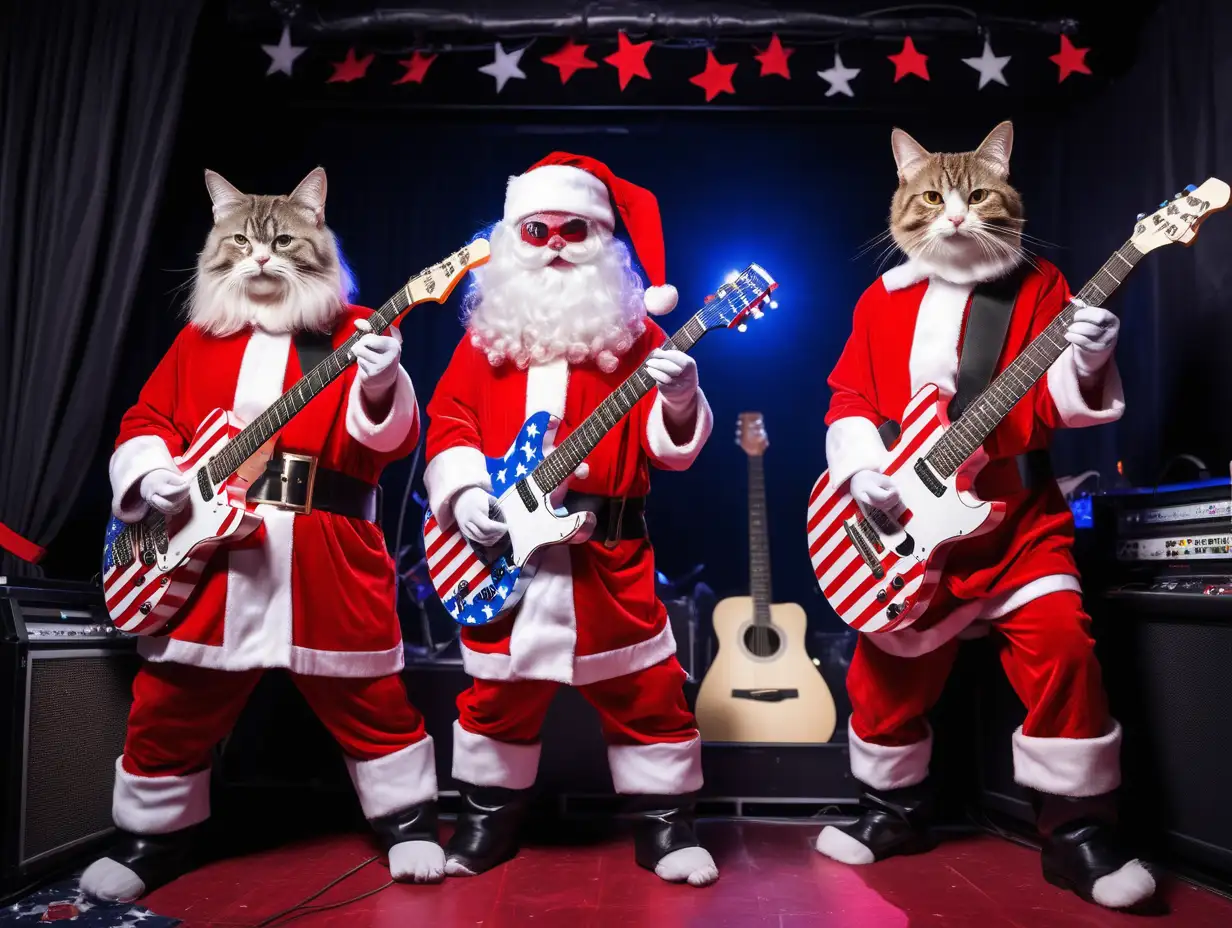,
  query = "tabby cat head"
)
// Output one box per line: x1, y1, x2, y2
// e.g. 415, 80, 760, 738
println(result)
888, 120, 1024, 284
189, 167, 355, 336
